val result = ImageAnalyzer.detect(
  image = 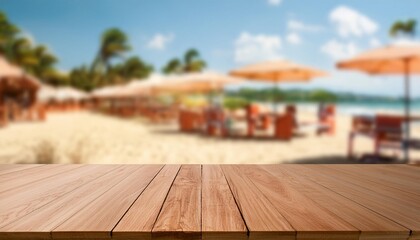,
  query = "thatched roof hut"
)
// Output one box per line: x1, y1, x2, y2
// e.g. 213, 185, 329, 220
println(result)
0, 55, 40, 105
